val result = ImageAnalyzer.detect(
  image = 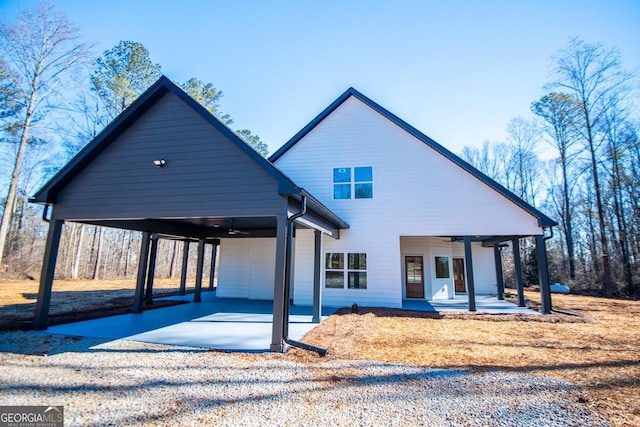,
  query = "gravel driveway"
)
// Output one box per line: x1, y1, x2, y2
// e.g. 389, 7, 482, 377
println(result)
0, 331, 607, 426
